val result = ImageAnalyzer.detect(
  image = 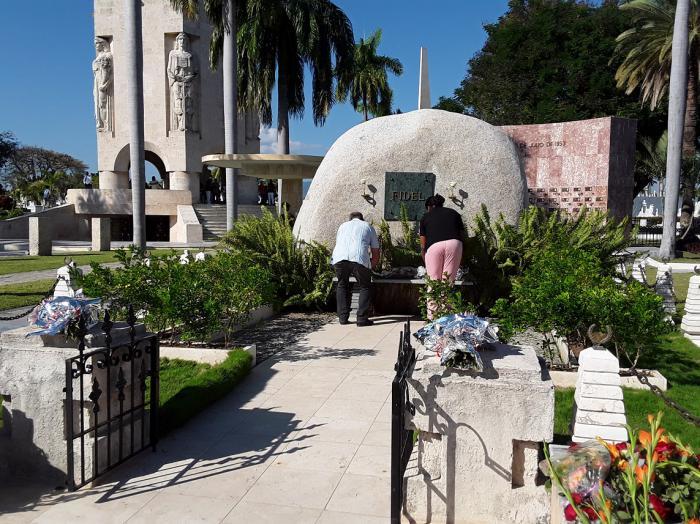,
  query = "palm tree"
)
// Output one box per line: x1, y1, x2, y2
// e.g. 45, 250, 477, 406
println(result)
170, 0, 241, 230
336, 29, 403, 121
237, 0, 355, 155
614, 0, 698, 250
125, 0, 146, 248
